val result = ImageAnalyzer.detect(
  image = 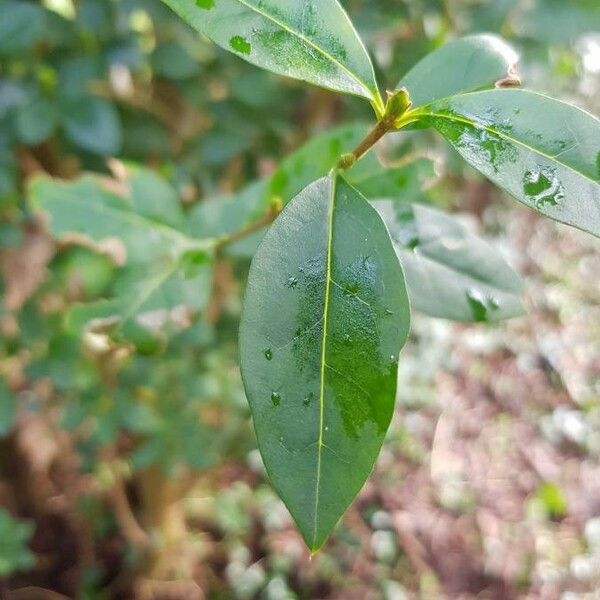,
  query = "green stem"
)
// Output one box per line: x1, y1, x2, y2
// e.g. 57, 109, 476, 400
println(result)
338, 87, 414, 170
